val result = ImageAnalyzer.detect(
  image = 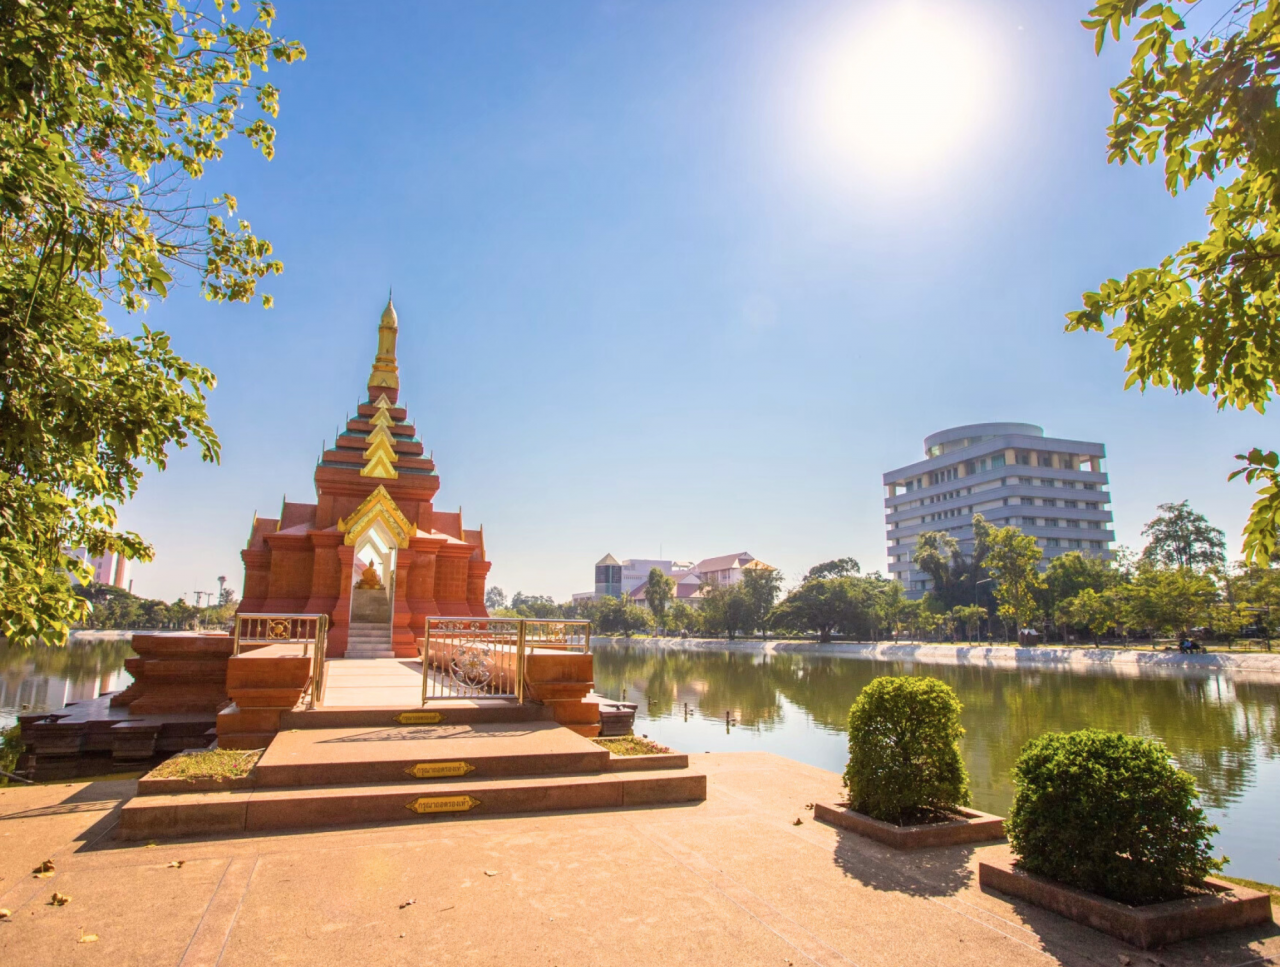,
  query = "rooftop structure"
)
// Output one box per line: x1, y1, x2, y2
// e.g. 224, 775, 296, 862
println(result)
883, 422, 1114, 598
